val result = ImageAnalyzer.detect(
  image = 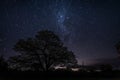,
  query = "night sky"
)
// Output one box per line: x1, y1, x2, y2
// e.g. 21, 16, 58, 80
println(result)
0, 0, 120, 65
